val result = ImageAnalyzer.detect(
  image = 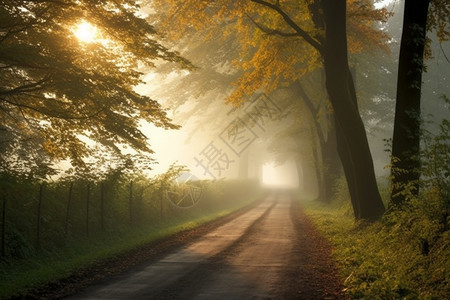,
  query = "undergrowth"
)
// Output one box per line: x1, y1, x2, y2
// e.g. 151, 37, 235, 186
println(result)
301, 102, 449, 299
0, 179, 262, 299
301, 180, 449, 299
